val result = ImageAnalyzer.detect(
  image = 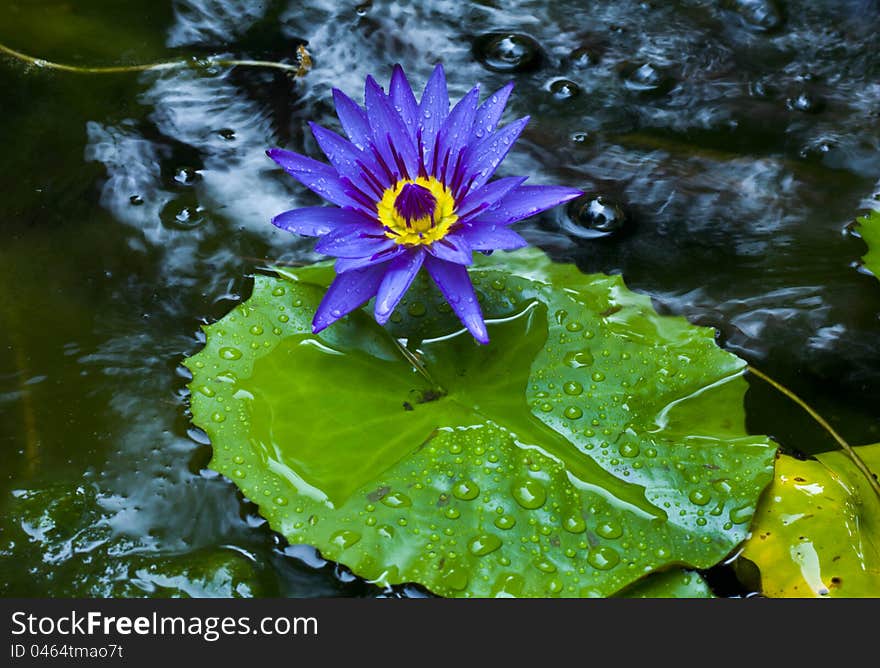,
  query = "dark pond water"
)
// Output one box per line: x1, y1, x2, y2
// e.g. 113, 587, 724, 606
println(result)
1, 0, 879, 597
